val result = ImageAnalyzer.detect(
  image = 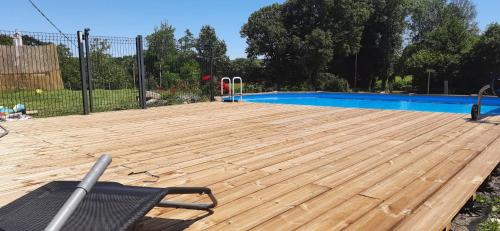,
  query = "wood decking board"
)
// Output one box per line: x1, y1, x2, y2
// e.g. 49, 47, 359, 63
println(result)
0, 102, 499, 231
